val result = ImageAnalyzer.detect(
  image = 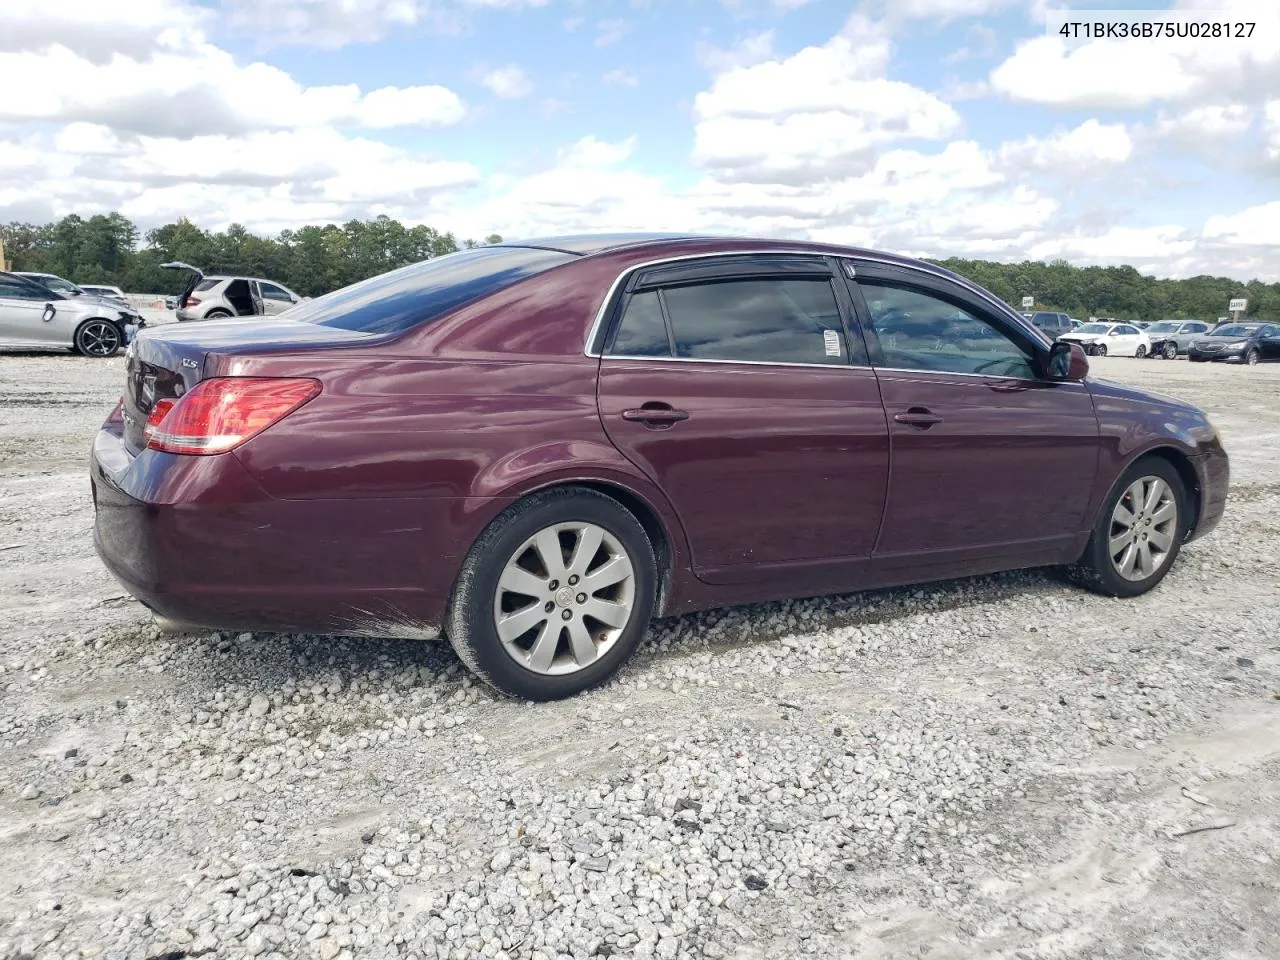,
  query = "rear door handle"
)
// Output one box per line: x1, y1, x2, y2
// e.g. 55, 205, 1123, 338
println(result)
893, 408, 942, 428
622, 404, 690, 427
